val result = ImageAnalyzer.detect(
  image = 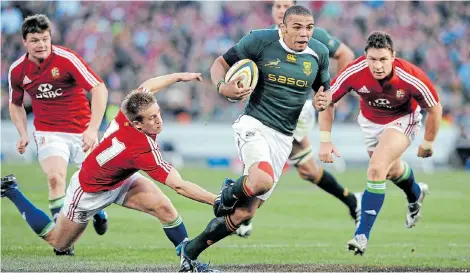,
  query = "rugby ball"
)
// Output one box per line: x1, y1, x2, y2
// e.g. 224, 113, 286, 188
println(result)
224, 59, 259, 102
